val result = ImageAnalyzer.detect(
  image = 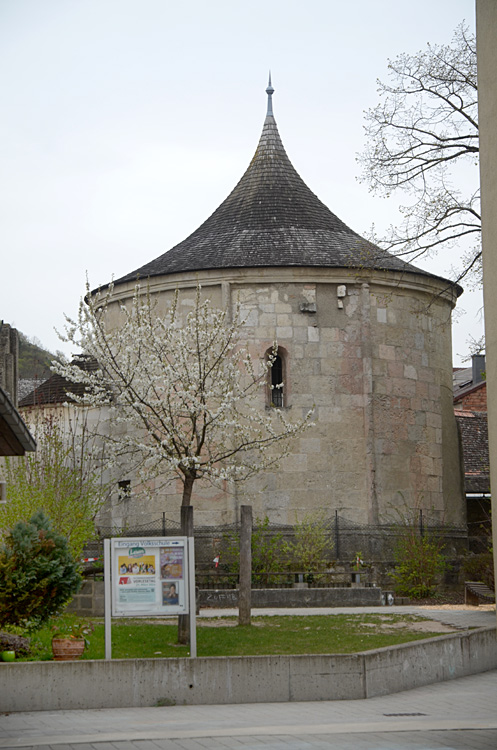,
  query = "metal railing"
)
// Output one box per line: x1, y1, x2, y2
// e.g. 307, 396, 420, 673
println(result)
83, 511, 472, 588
